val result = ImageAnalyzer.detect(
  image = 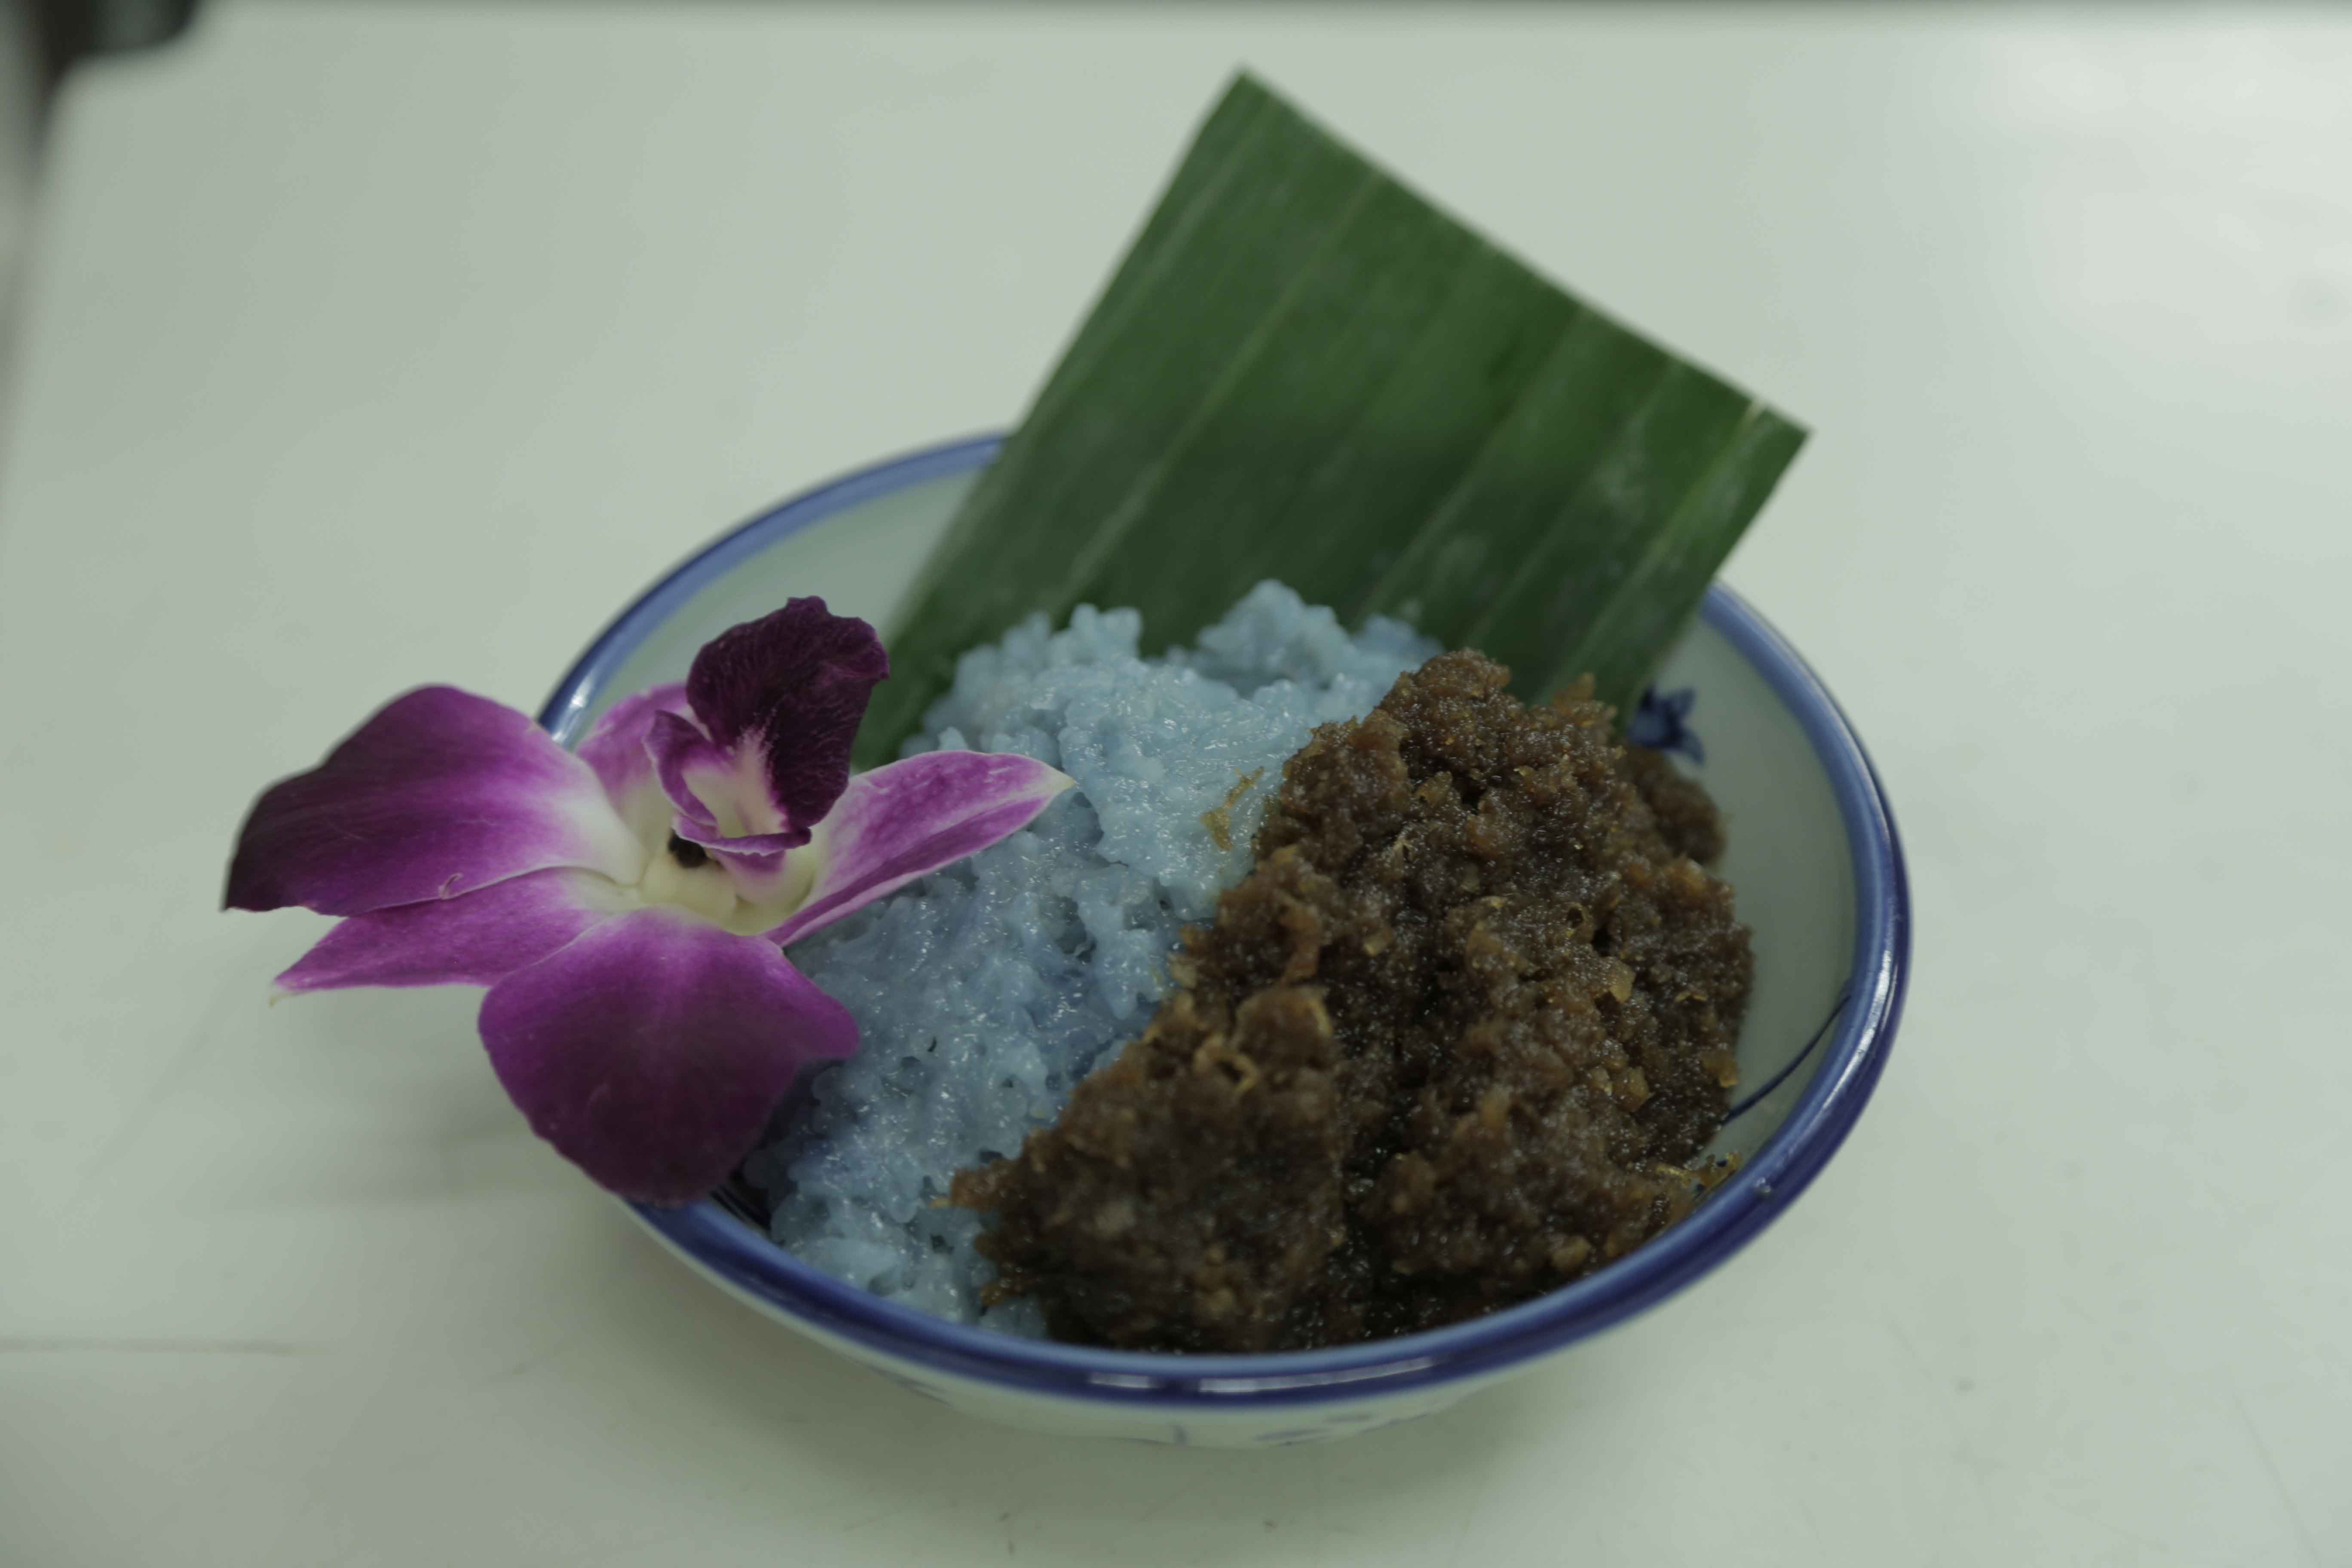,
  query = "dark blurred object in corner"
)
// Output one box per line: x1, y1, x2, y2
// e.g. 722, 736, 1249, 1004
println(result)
26, 0, 197, 85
